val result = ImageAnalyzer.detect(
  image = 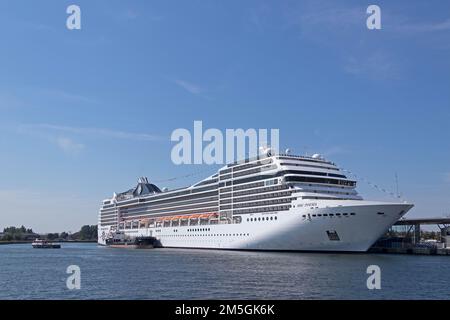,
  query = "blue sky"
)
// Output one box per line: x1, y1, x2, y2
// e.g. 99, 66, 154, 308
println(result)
0, 0, 449, 232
